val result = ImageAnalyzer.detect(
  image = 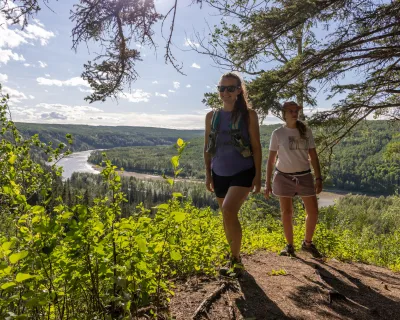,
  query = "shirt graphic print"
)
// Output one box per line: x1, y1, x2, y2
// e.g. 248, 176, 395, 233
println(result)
288, 136, 309, 150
